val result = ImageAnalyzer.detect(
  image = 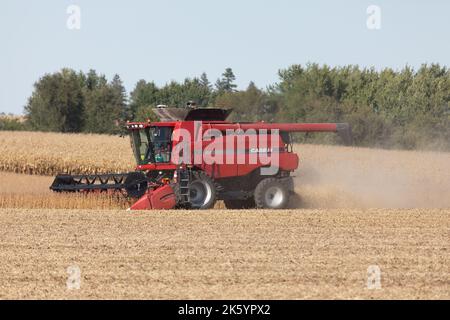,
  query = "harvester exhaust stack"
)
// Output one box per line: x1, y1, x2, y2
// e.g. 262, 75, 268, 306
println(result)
336, 123, 353, 145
